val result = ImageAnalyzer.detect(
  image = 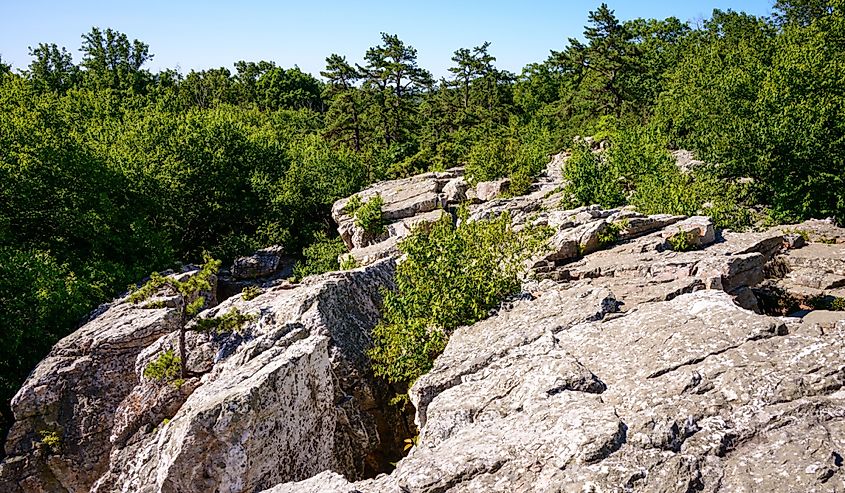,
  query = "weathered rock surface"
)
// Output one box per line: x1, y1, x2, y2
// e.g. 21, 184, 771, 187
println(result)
1, 260, 408, 493
276, 288, 845, 492
5, 158, 845, 493
266, 168, 845, 493
231, 245, 292, 280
